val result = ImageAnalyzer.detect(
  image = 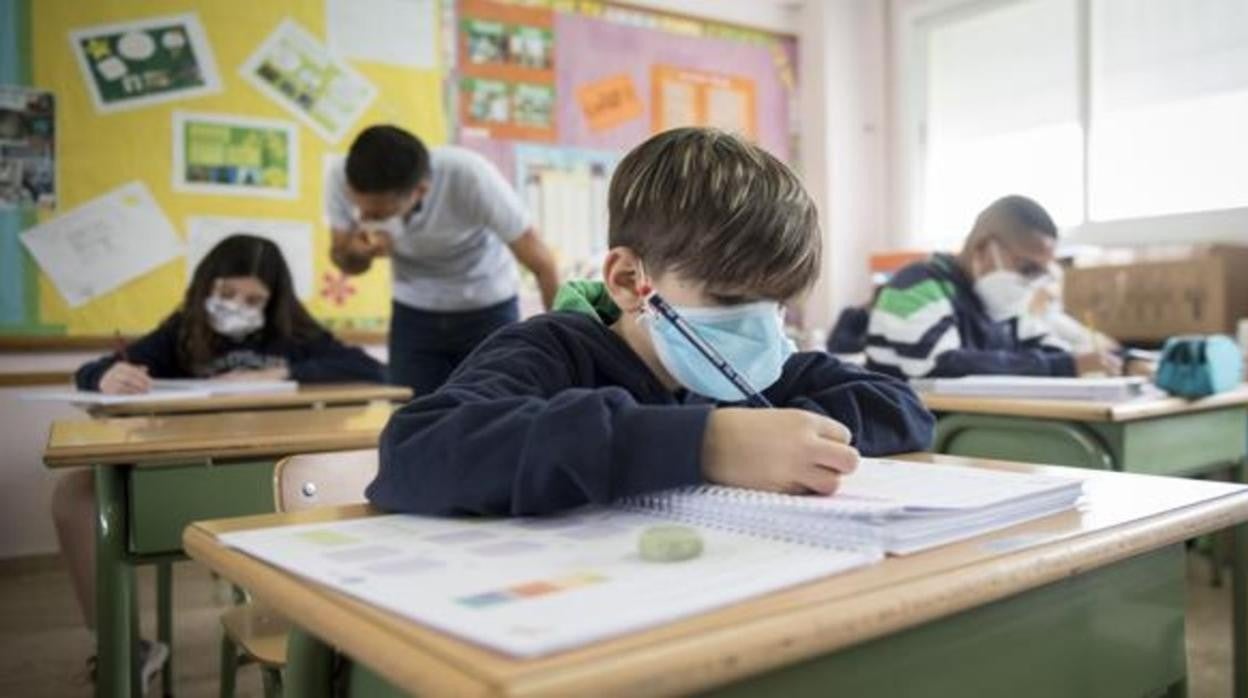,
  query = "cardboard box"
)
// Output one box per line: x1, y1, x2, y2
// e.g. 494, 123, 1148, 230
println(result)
1064, 245, 1248, 343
